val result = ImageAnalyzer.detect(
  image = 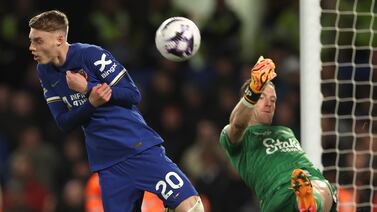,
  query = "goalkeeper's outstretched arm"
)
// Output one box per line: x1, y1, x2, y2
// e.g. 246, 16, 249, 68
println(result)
227, 56, 276, 145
